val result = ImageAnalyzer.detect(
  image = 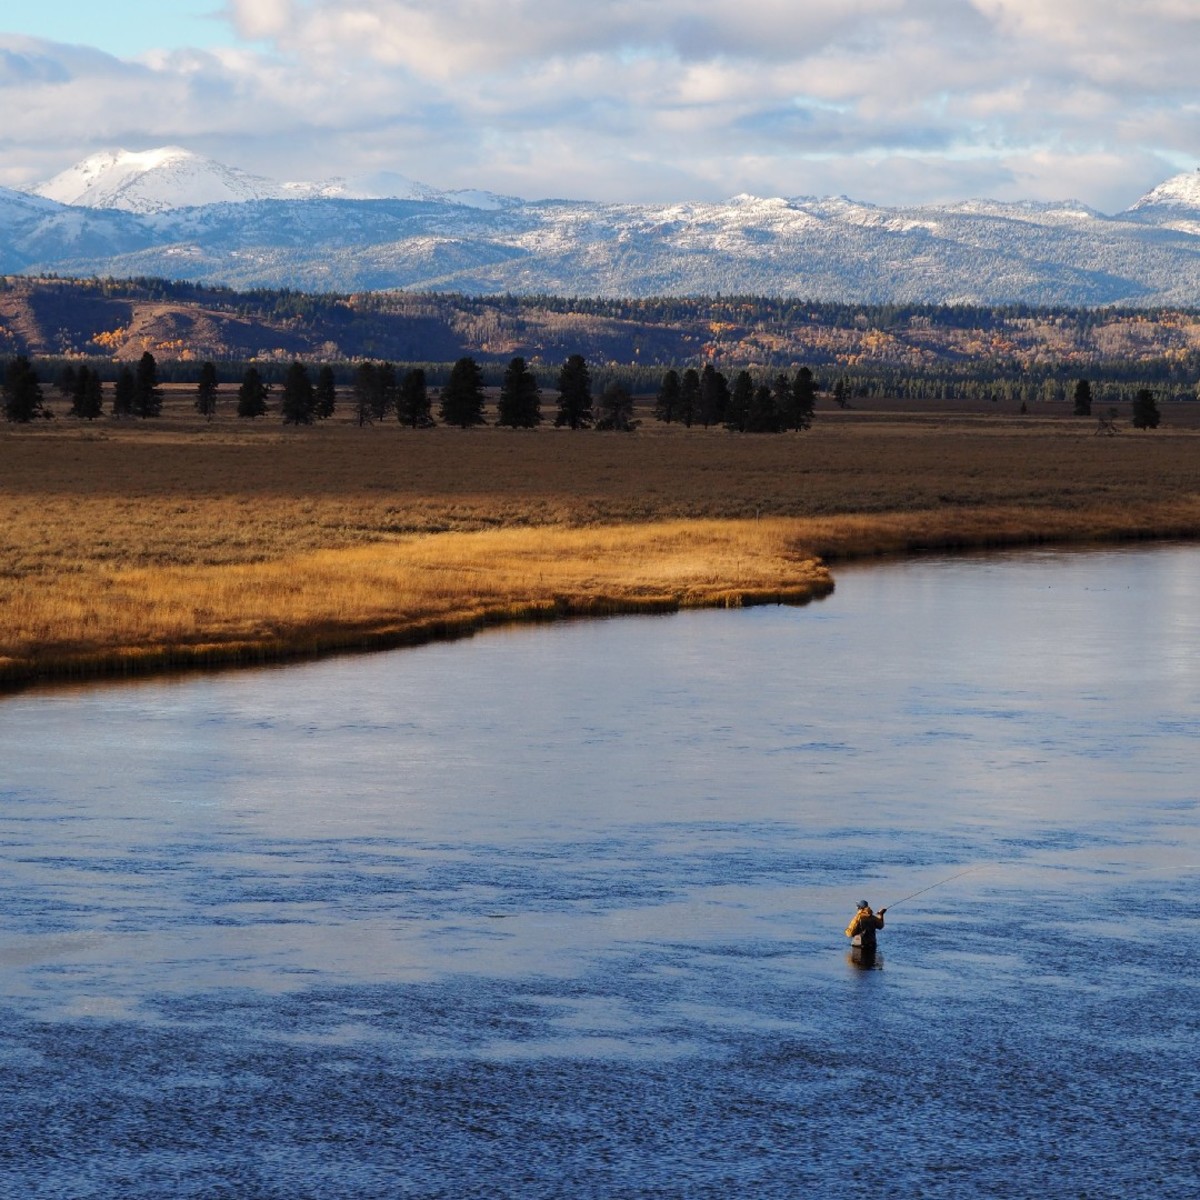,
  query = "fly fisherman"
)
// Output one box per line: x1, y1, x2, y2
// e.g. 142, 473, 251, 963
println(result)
845, 899, 886, 954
